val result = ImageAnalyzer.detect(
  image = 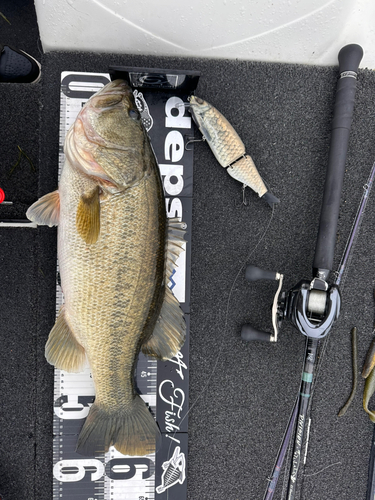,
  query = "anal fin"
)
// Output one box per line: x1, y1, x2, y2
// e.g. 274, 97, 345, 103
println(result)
45, 306, 86, 372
